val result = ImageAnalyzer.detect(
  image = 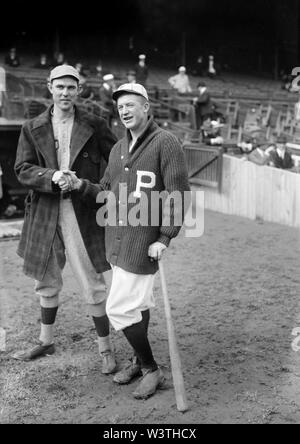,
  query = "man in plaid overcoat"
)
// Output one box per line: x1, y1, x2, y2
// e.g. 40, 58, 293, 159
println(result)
13, 65, 117, 373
